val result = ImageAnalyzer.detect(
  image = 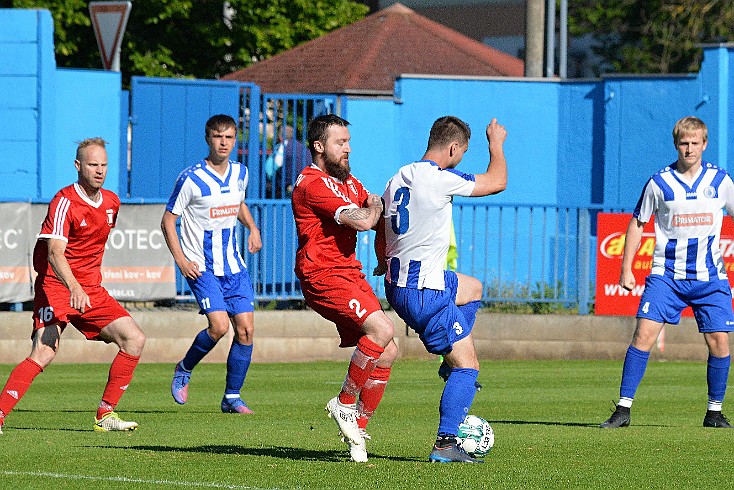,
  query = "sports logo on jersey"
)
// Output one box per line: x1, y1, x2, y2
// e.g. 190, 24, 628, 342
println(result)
210, 205, 239, 218
106, 209, 115, 226
80, 219, 88, 227
673, 213, 713, 227
238, 179, 245, 193
703, 186, 716, 199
